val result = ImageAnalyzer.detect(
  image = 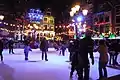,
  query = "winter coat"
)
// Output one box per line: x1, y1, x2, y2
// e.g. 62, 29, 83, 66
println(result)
98, 45, 108, 63
24, 46, 32, 53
